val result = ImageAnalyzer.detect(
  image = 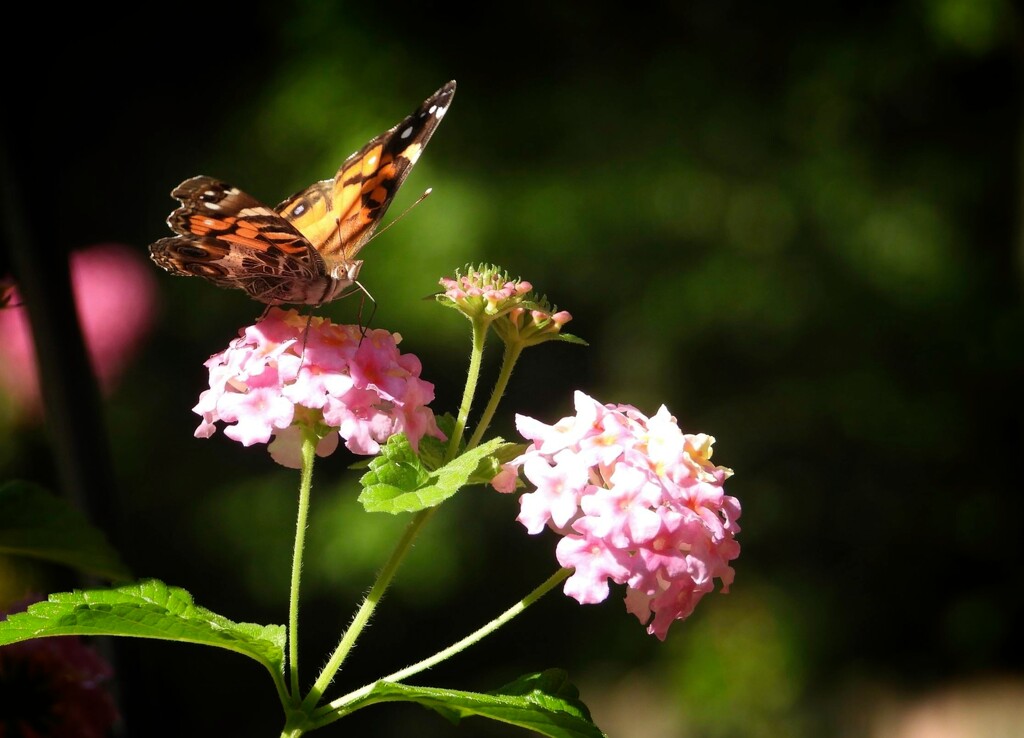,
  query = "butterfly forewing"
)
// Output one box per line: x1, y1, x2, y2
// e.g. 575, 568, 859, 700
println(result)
272, 180, 336, 251
277, 80, 456, 262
